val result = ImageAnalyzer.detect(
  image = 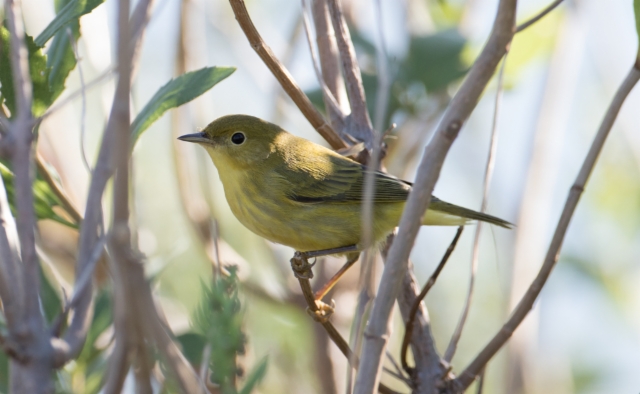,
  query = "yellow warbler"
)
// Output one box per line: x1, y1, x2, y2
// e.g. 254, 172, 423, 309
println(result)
178, 115, 511, 254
